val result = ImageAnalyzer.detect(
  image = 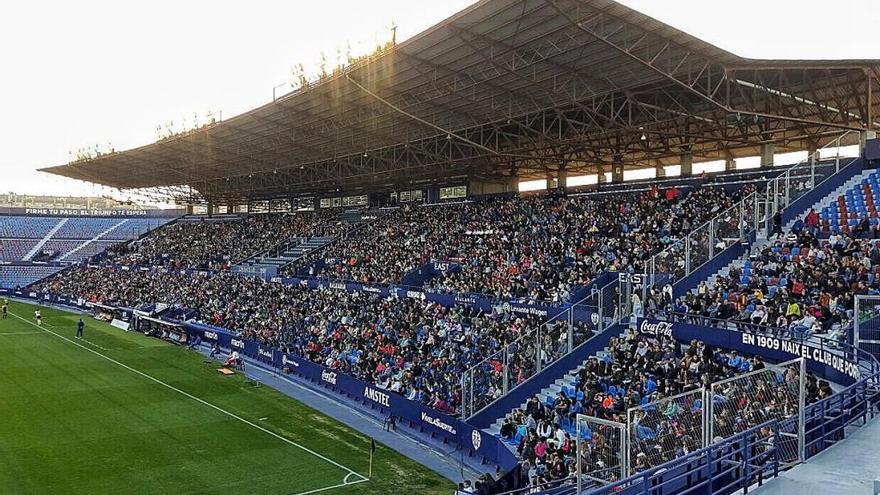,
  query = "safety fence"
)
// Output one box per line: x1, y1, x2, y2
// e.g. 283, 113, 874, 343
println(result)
573, 357, 805, 491
538, 324, 880, 495
646, 130, 861, 288
575, 365, 880, 495
575, 416, 627, 491
708, 359, 805, 465
577, 421, 784, 495
495, 421, 784, 495
855, 295, 880, 362
627, 388, 705, 475
460, 278, 620, 419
